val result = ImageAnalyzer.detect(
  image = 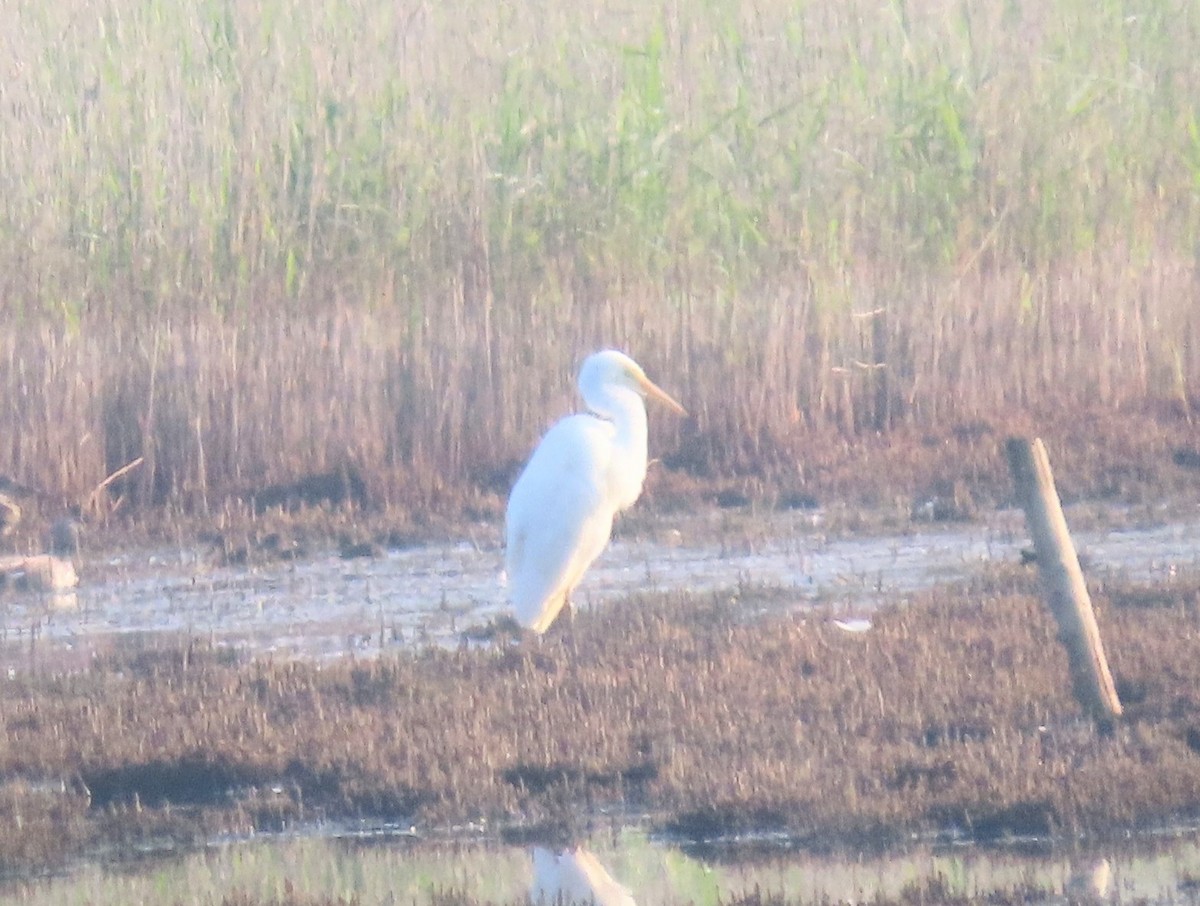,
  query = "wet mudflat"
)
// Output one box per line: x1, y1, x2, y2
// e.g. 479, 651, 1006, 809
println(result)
1, 502, 1197, 668
1, 502, 1200, 903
